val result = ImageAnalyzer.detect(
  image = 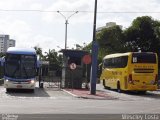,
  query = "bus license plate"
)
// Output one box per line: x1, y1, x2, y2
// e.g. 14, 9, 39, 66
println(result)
17, 85, 22, 88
